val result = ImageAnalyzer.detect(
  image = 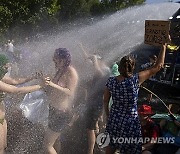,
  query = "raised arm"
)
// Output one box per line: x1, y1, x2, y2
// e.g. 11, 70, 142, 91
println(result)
90, 55, 106, 77
0, 81, 42, 94
79, 43, 106, 77
78, 43, 89, 59
139, 44, 167, 85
